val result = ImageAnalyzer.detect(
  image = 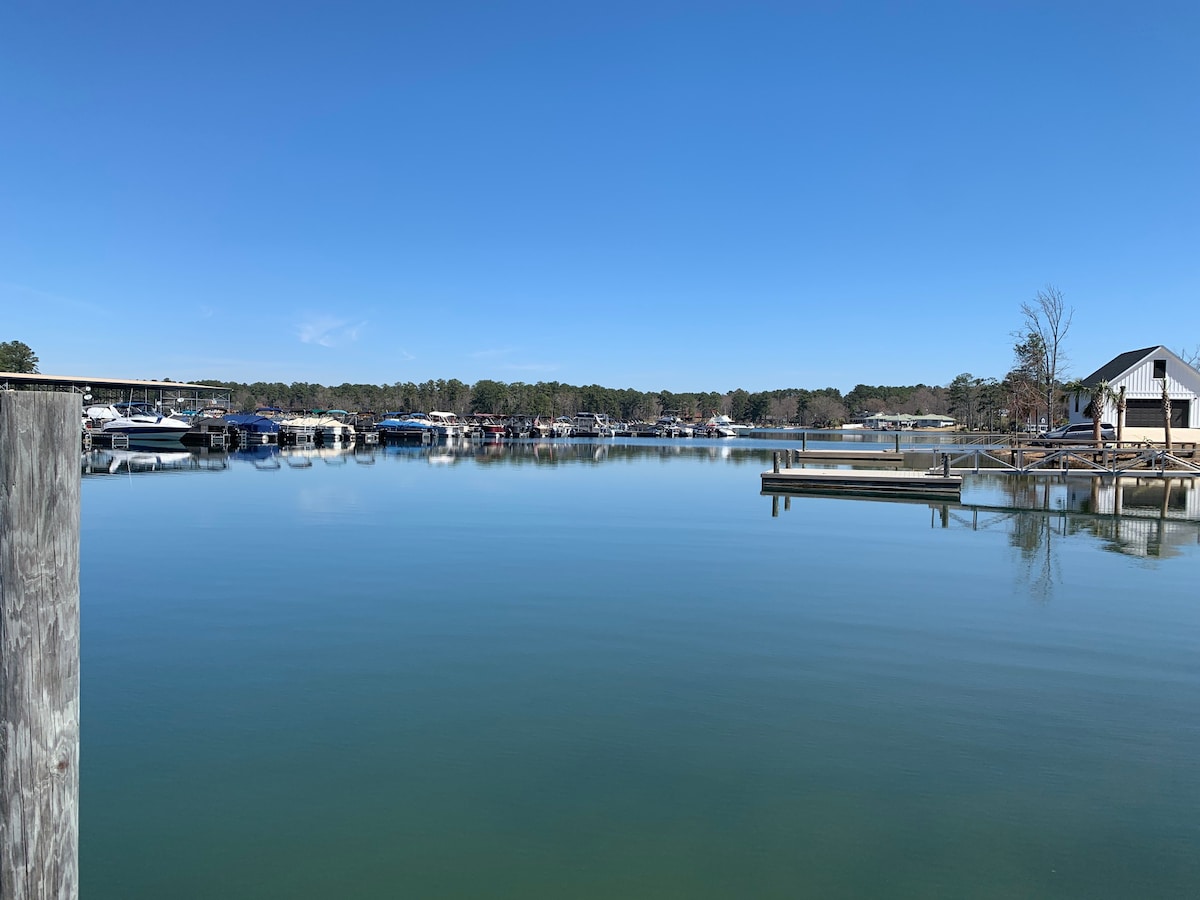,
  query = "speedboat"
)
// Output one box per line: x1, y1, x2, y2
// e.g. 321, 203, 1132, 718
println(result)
87, 403, 192, 446
469, 413, 506, 439
701, 415, 739, 438
428, 411, 466, 439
